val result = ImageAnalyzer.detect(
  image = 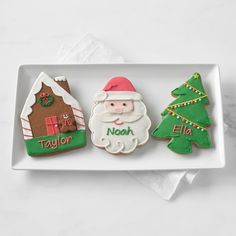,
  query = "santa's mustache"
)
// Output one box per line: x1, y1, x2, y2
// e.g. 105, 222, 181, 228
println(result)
97, 111, 143, 123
